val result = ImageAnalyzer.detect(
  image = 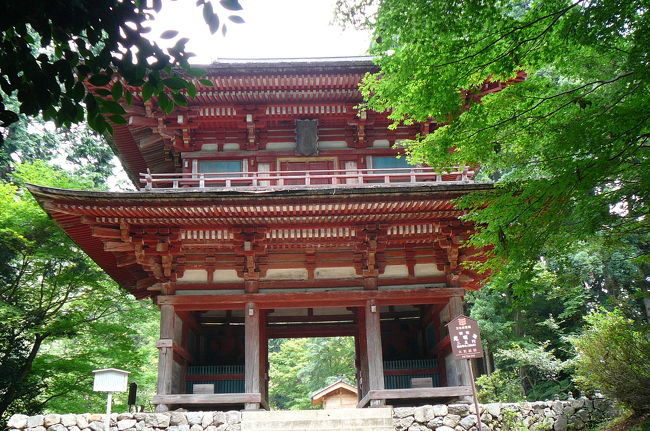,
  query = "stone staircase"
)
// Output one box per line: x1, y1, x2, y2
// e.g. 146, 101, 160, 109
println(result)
240, 407, 394, 431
